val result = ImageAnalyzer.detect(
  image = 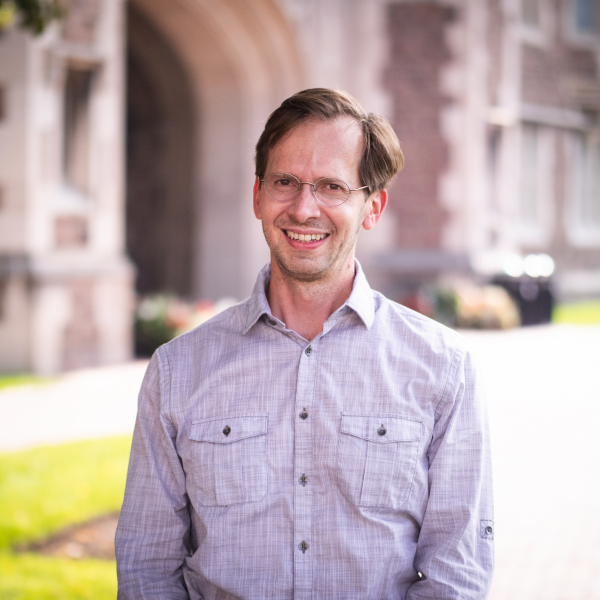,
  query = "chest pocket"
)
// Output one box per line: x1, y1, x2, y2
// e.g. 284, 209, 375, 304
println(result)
337, 414, 422, 510
189, 415, 268, 507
